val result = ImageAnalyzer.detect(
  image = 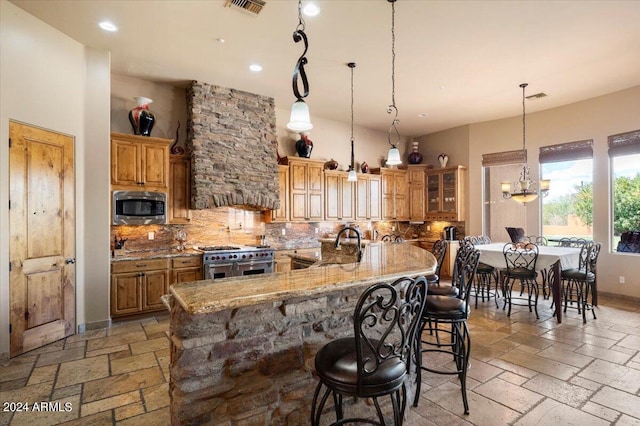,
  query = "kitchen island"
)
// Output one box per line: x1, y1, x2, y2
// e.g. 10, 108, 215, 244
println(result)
168, 243, 436, 424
